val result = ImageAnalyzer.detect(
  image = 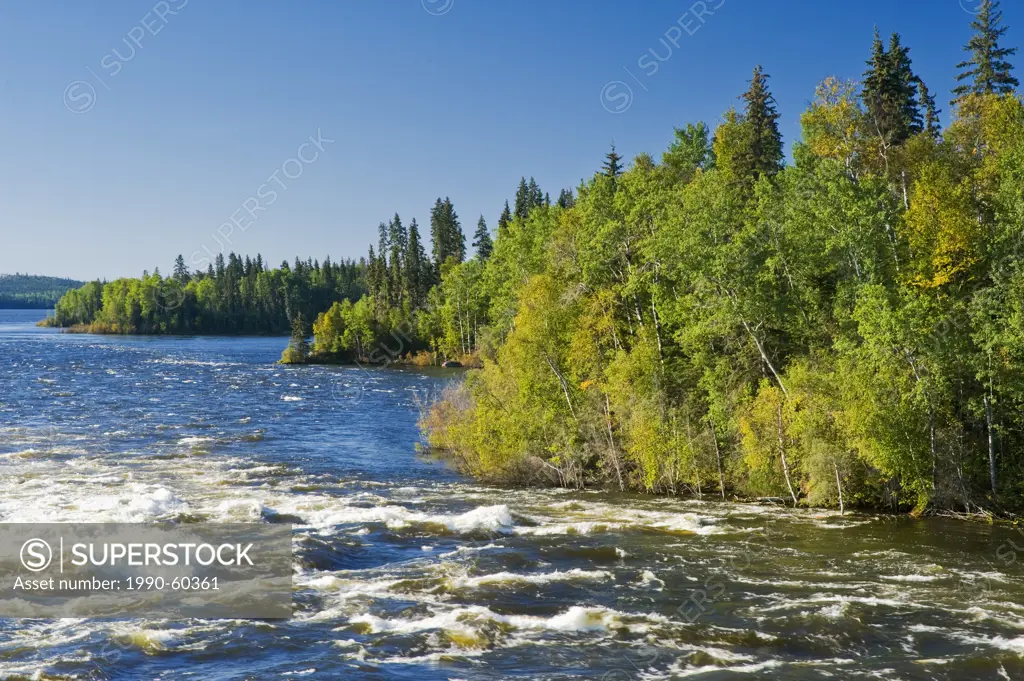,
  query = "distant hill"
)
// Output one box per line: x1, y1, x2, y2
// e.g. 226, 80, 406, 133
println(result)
0, 274, 87, 309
